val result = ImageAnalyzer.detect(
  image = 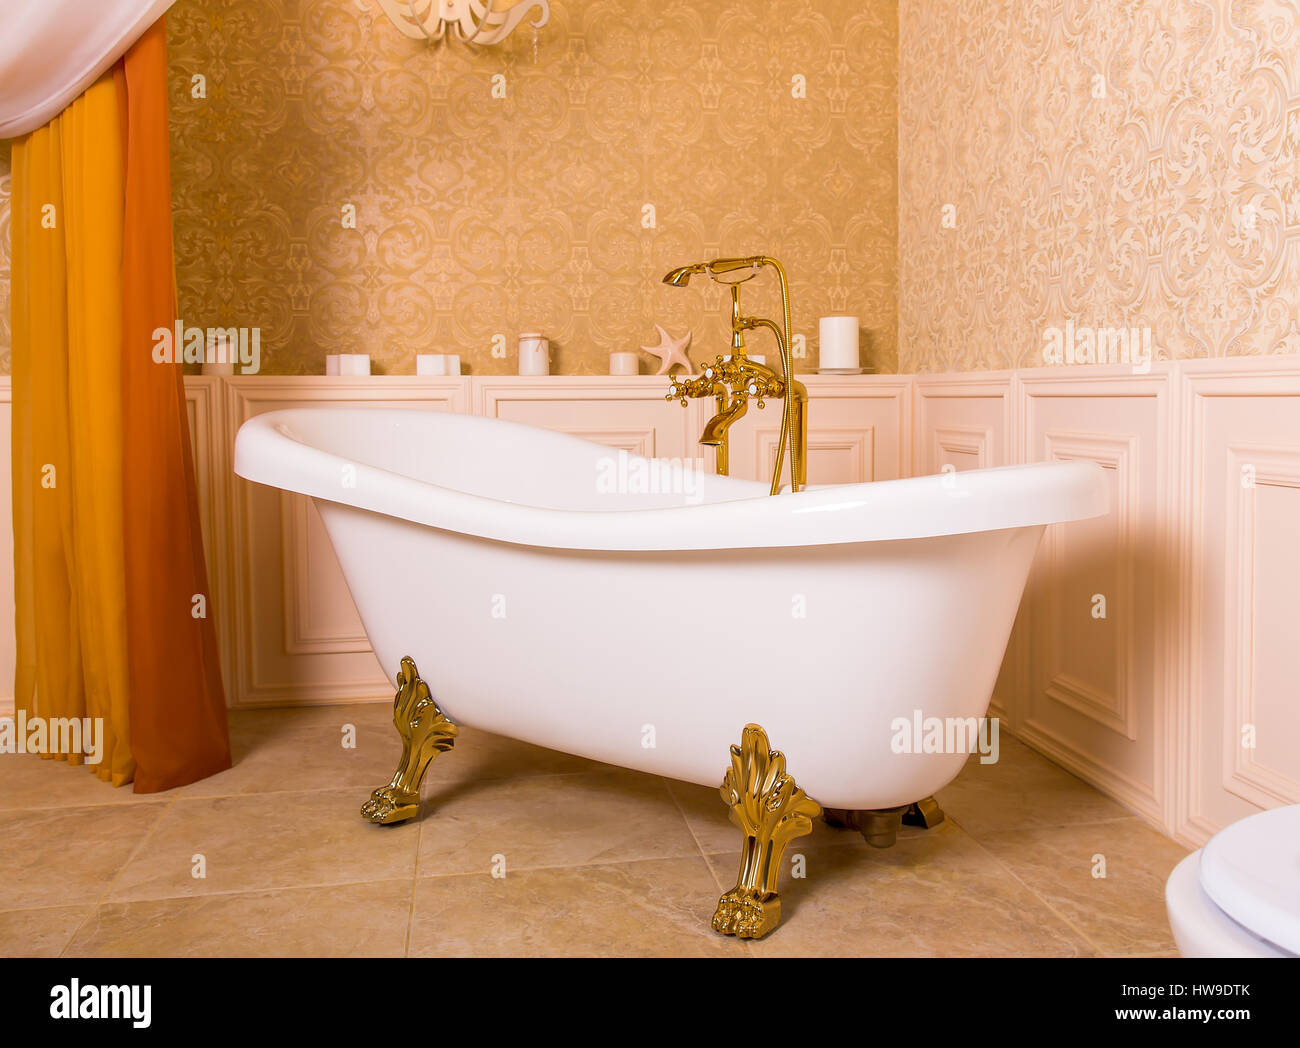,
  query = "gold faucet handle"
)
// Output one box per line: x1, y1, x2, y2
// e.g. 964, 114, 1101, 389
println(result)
665, 371, 715, 404
667, 356, 732, 403
732, 362, 784, 402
